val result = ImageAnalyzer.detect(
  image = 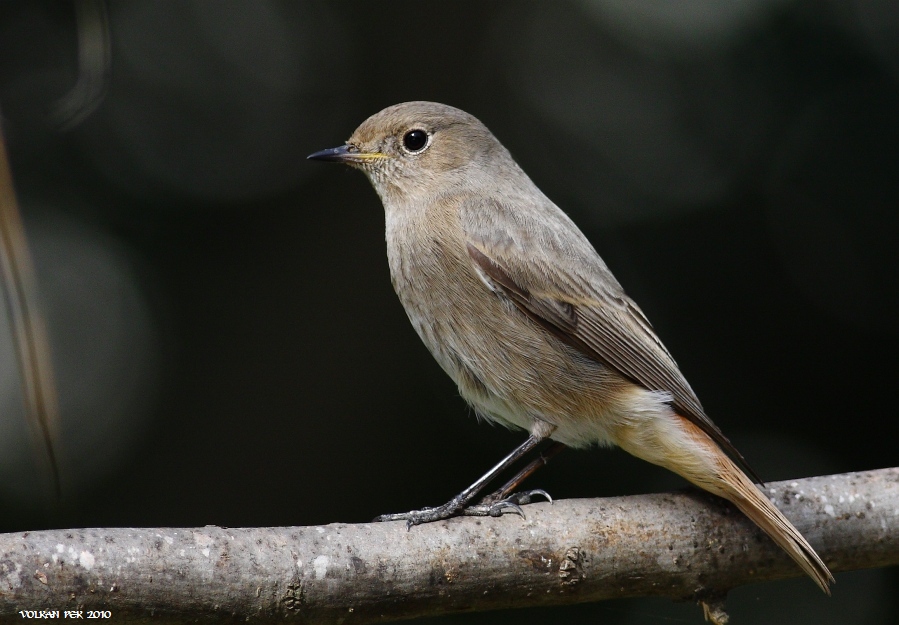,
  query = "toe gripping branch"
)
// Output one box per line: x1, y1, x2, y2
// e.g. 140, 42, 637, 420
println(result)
374, 437, 567, 528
